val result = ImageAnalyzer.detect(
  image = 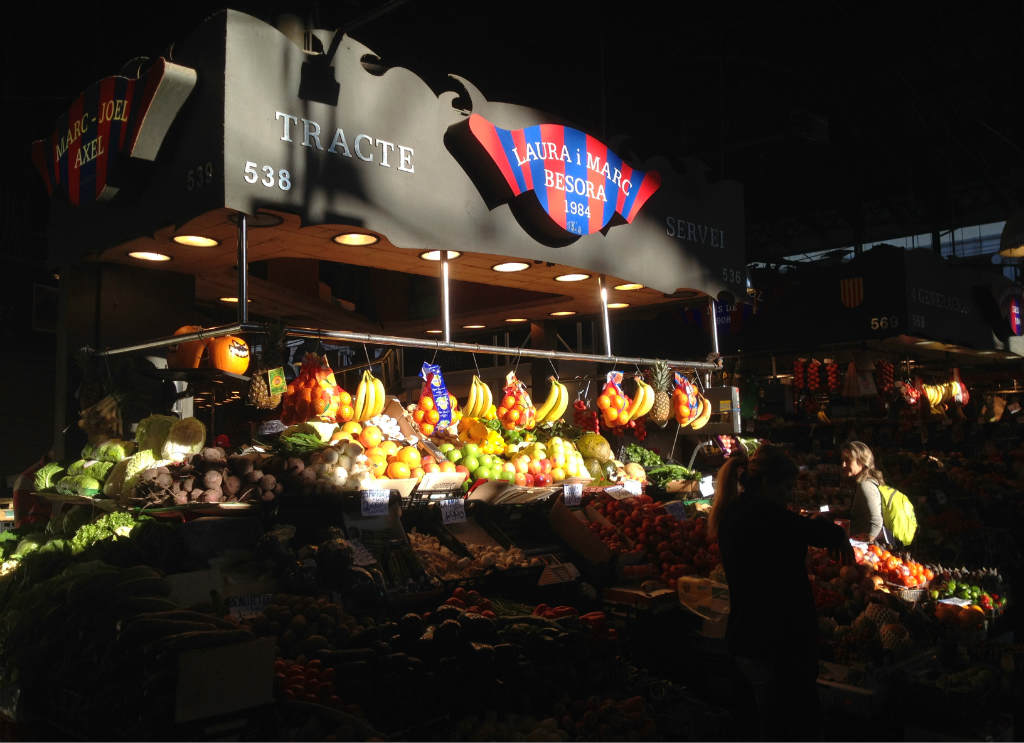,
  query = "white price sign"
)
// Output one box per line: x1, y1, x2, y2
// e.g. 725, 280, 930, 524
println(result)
623, 479, 642, 496
226, 592, 273, 619
563, 482, 583, 506
440, 497, 466, 524
819, 505, 830, 513
699, 475, 715, 497
360, 489, 391, 516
